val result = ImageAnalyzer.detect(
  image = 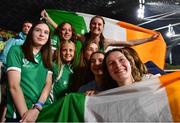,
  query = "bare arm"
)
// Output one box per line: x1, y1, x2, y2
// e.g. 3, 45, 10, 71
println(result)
20, 72, 53, 122
8, 70, 28, 117
41, 9, 58, 29
108, 33, 159, 47
37, 72, 53, 103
